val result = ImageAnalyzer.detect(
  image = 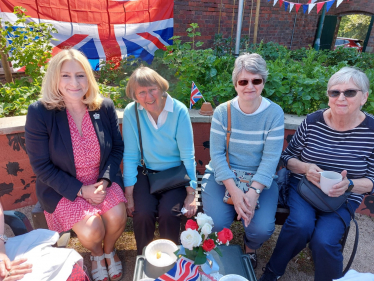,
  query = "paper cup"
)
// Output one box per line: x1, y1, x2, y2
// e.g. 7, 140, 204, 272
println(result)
219, 274, 249, 281
320, 171, 342, 195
